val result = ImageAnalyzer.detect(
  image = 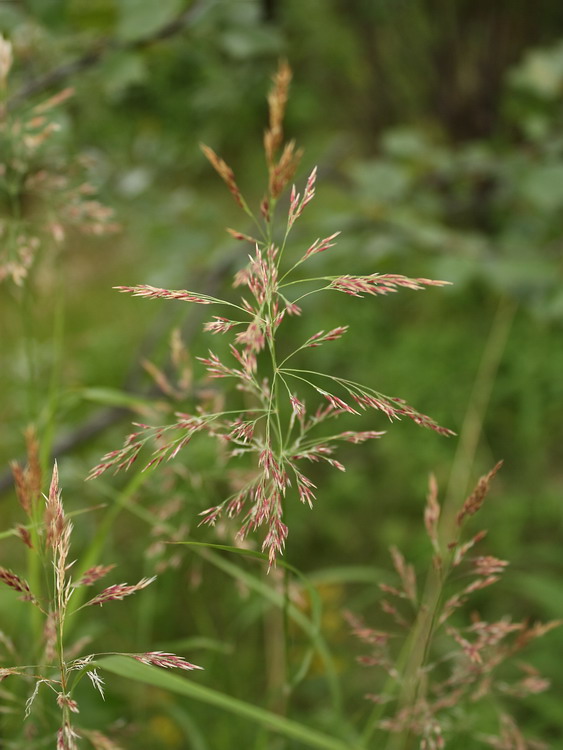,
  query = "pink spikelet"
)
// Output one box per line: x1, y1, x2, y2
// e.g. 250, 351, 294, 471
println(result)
74, 564, 116, 587
132, 651, 203, 671
330, 274, 451, 298
84, 576, 155, 607
301, 231, 340, 262
317, 389, 359, 415
288, 166, 317, 228
262, 516, 288, 569
114, 285, 216, 304
304, 326, 348, 348
203, 316, 239, 334
0, 567, 39, 605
